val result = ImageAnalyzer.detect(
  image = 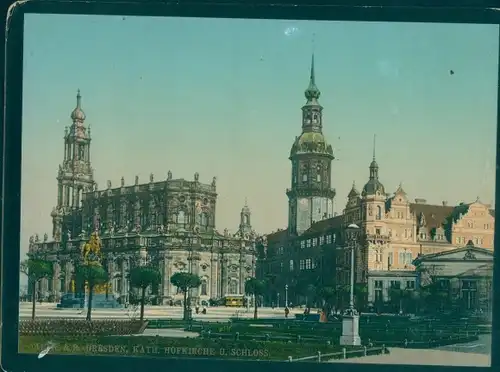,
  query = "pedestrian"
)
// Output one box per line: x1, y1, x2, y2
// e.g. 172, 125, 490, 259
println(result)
284, 307, 290, 318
